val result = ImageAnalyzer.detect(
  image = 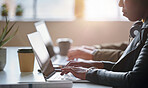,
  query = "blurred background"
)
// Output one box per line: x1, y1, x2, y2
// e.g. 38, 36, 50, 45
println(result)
0, 0, 133, 46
